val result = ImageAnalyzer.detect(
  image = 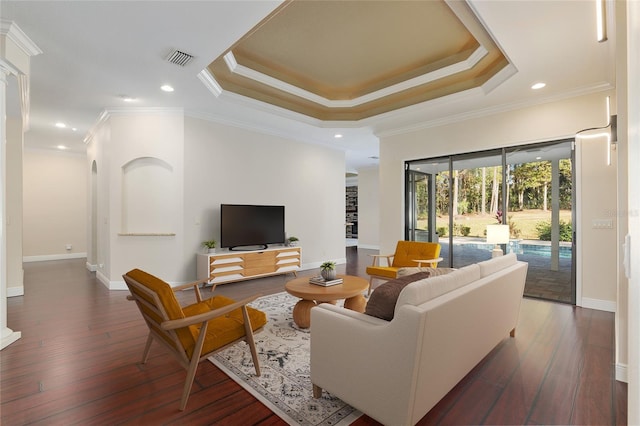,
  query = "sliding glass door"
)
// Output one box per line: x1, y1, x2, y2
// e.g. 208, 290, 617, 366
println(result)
405, 140, 575, 303
405, 159, 450, 244
450, 152, 503, 268
505, 141, 575, 303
